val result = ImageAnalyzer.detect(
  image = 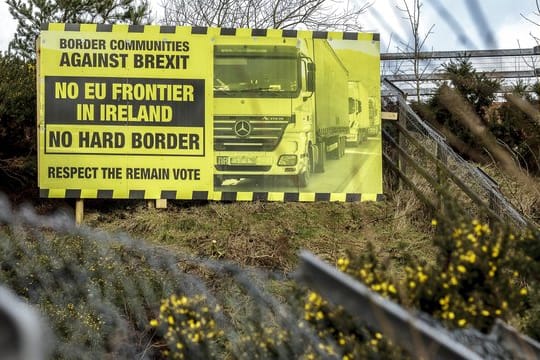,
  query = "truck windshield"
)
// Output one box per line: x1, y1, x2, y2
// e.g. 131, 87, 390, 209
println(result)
214, 56, 299, 98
